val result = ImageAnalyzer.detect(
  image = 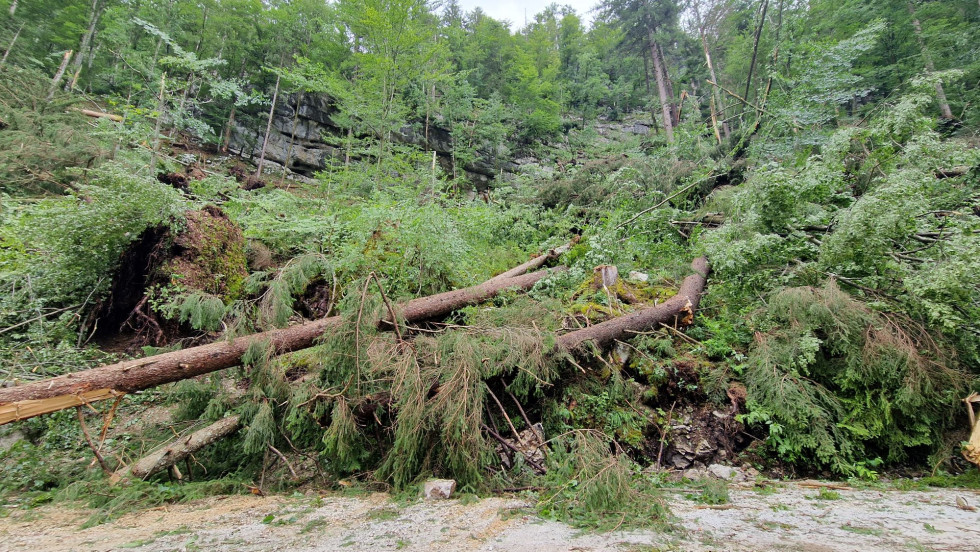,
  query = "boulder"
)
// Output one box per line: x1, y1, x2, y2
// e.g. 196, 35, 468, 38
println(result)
423, 479, 457, 500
